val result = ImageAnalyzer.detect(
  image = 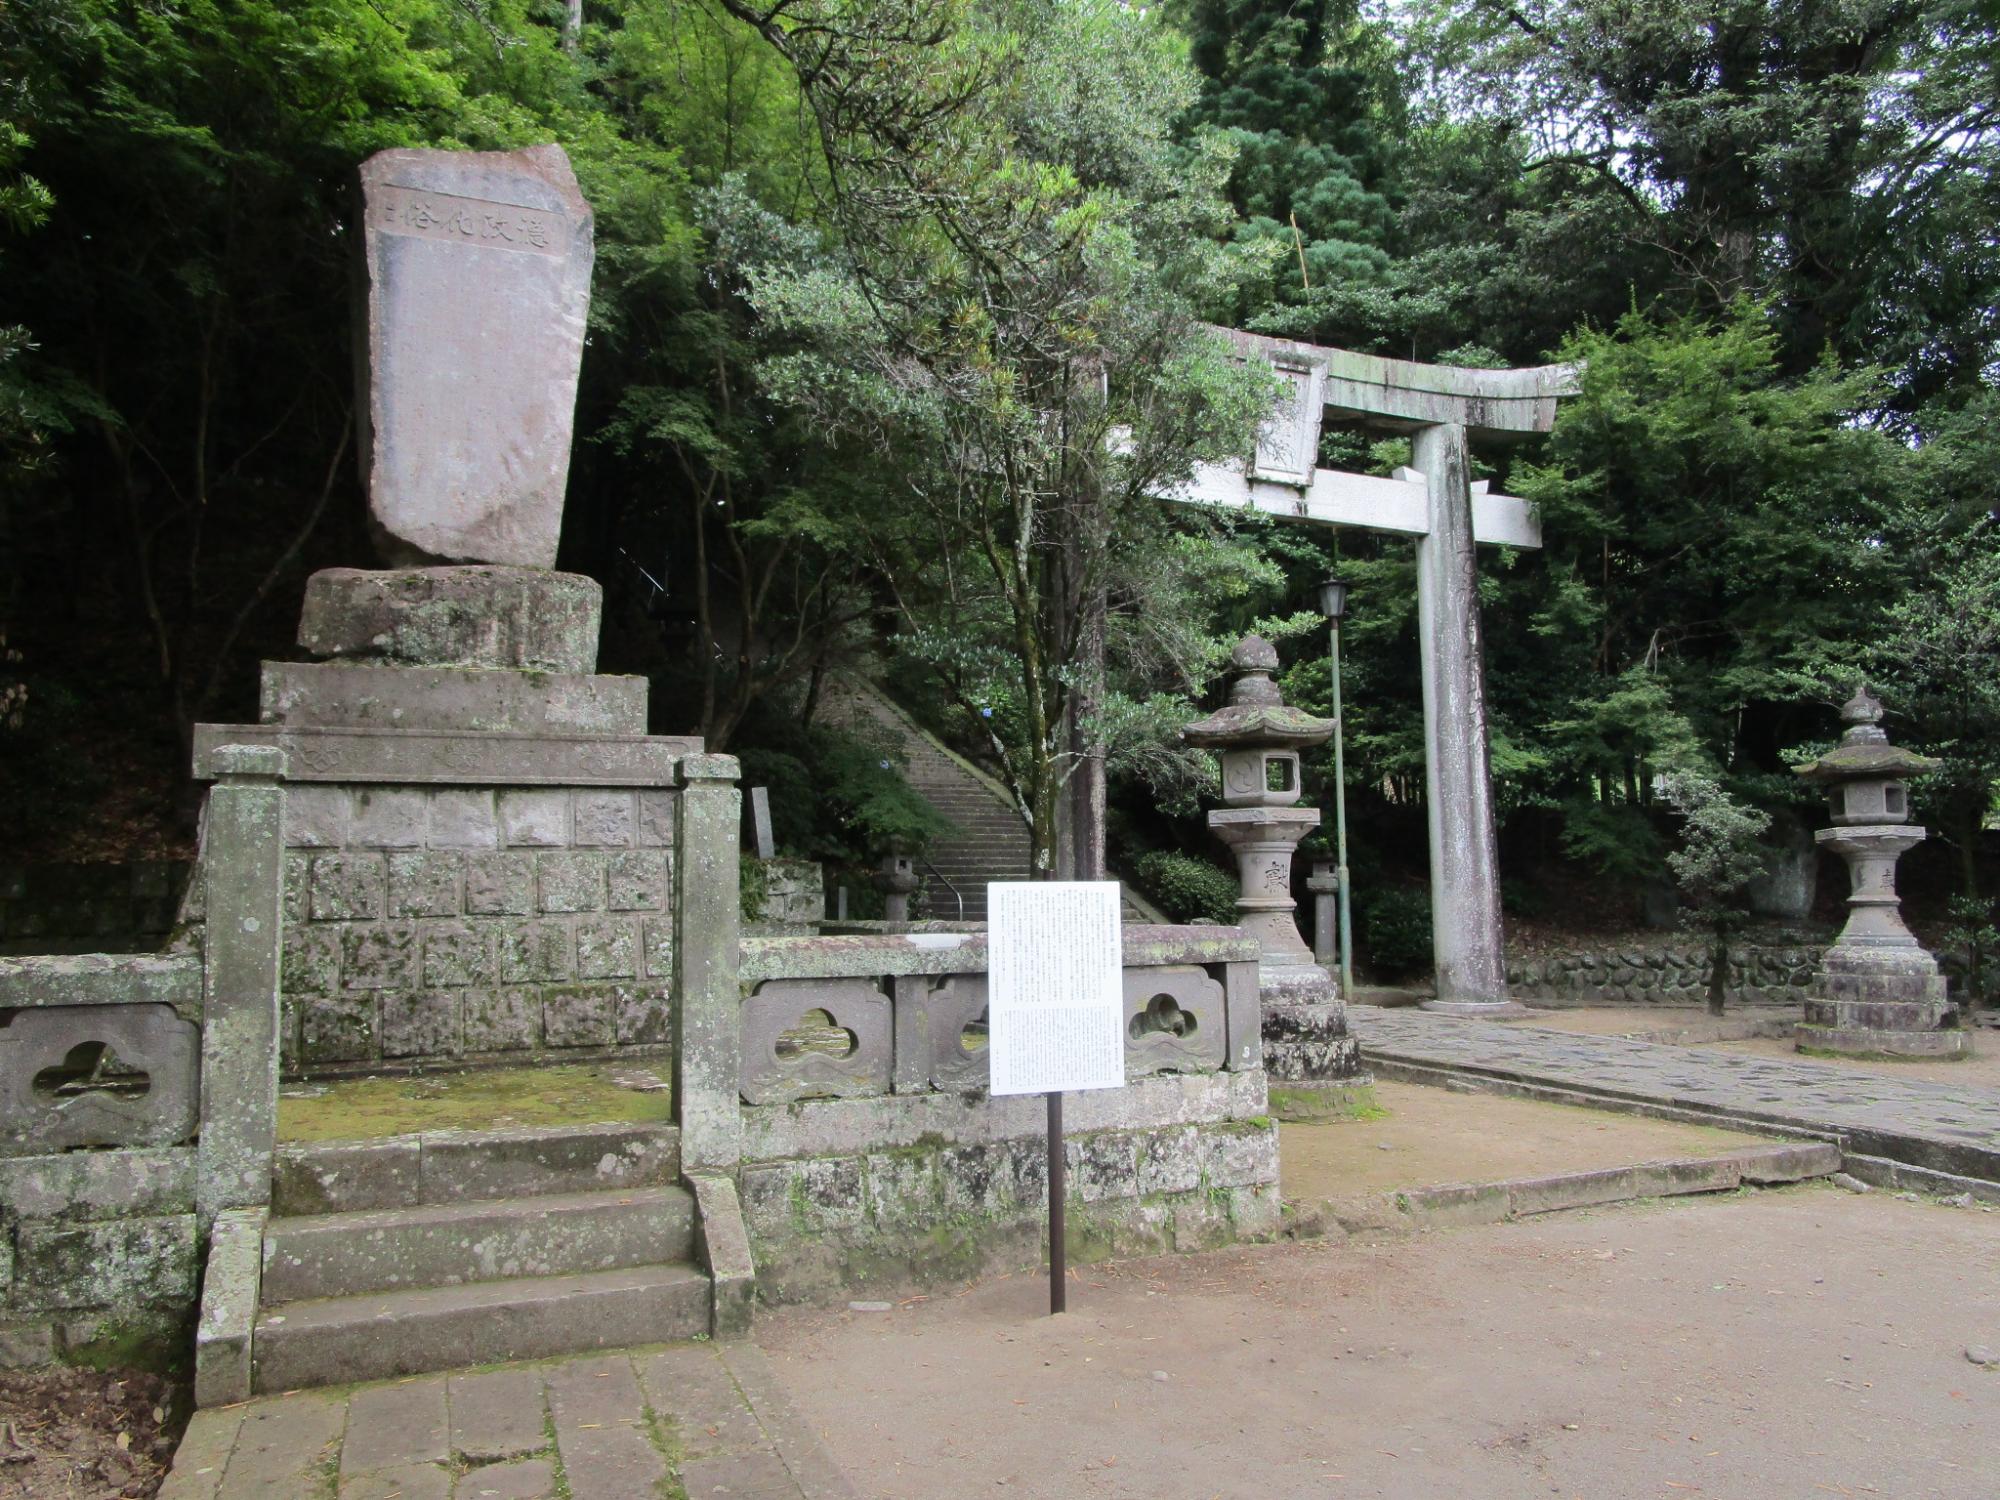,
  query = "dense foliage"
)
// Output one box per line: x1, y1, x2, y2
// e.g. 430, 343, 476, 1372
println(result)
0, 0, 1993, 947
